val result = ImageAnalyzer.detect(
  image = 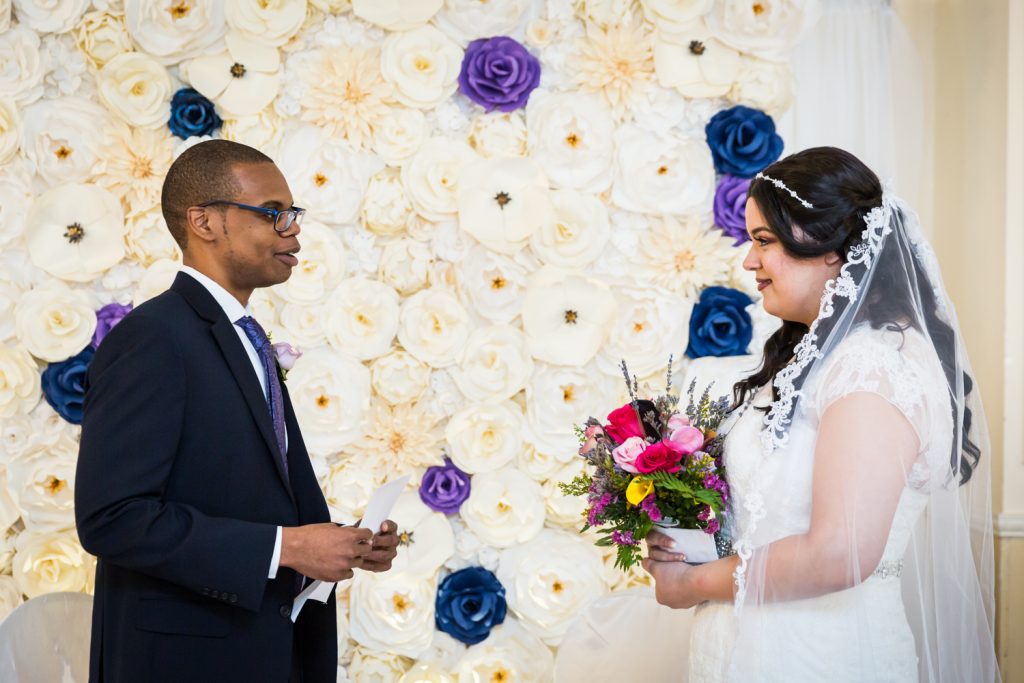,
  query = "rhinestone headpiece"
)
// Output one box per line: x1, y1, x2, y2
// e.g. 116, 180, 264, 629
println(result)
755, 172, 814, 209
